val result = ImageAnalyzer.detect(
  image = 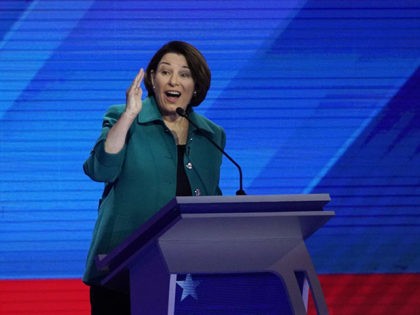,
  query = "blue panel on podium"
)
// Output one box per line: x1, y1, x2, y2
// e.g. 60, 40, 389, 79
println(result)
174, 273, 292, 315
